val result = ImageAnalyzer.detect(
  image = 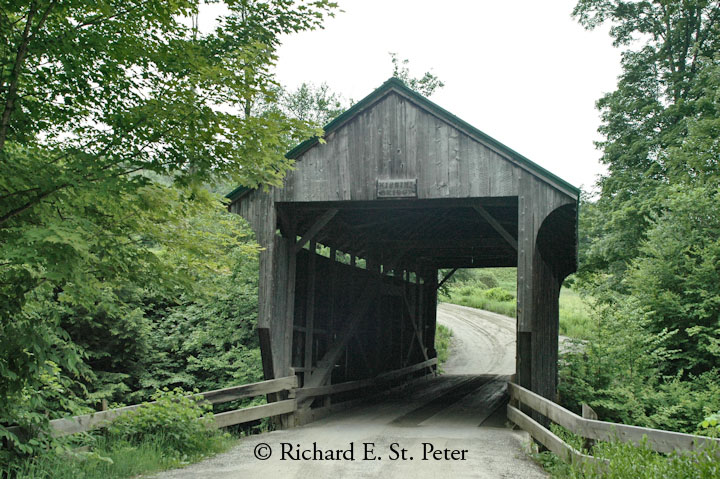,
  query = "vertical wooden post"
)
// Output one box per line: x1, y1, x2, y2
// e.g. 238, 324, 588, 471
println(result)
304, 241, 317, 378
426, 268, 438, 372
325, 246, 337, 407
582, 404, 598, 452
